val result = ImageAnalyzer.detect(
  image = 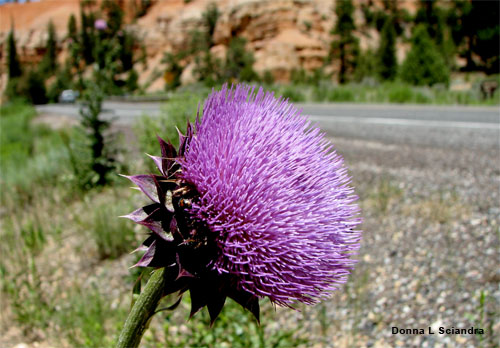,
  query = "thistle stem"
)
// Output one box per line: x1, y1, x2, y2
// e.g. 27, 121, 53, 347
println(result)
116, 268, 166, 348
